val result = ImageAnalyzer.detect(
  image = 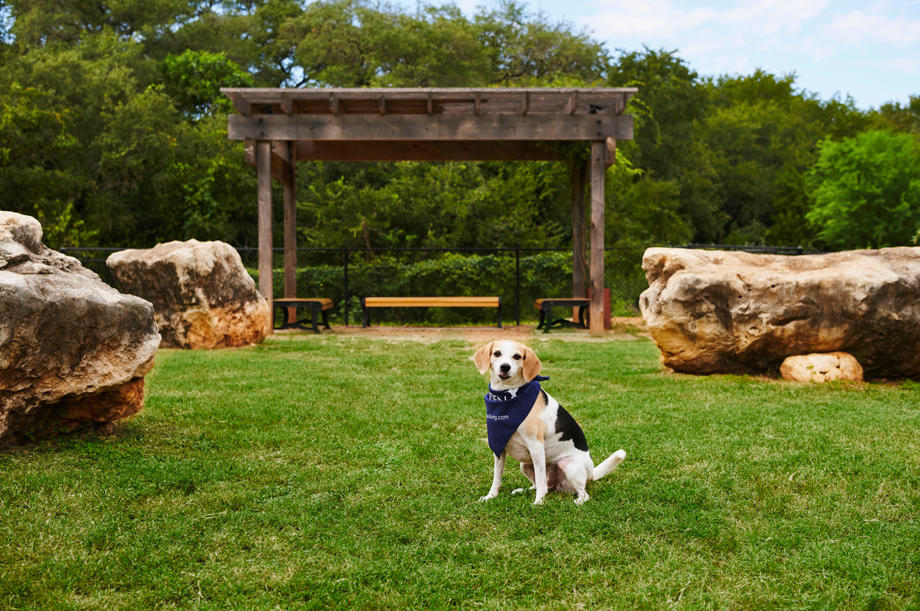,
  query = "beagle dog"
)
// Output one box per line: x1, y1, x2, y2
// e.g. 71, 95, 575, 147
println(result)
473, 340, 626, 505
